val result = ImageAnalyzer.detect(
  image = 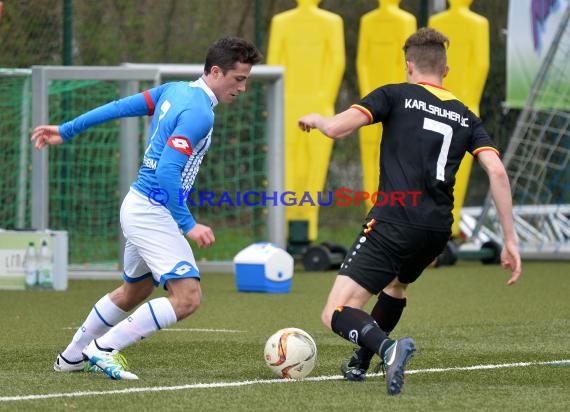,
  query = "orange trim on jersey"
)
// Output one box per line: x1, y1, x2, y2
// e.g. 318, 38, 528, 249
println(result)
417, 81, 448, 91
351, 104, 373, 124
167, 136, 193, 156
143, 90, 155, 116
417, 83, 458, 102
472, 146, 500, 157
